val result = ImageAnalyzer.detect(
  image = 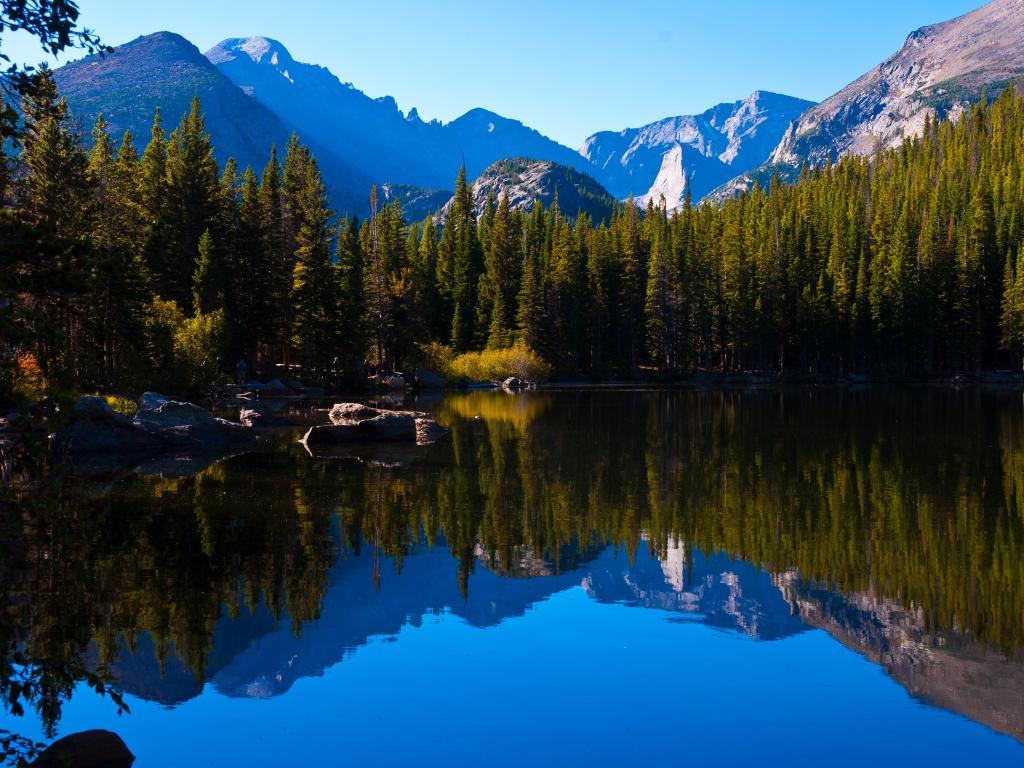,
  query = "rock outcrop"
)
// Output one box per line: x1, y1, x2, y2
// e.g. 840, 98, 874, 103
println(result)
580, 91, 813, 206
713, 0, 1024, 202
769, 0, 1024, 169
60, 394, 256, 477
301, 403, 448, 449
